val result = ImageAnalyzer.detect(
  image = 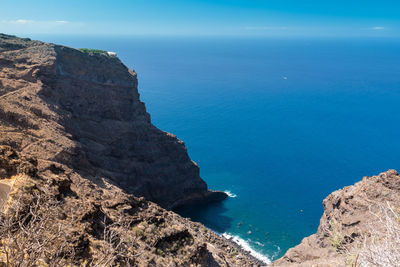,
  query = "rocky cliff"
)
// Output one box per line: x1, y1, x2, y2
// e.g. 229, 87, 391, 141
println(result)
0, 34, 257, 266
272, 169, 400, 267
0, 33, 226, 210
